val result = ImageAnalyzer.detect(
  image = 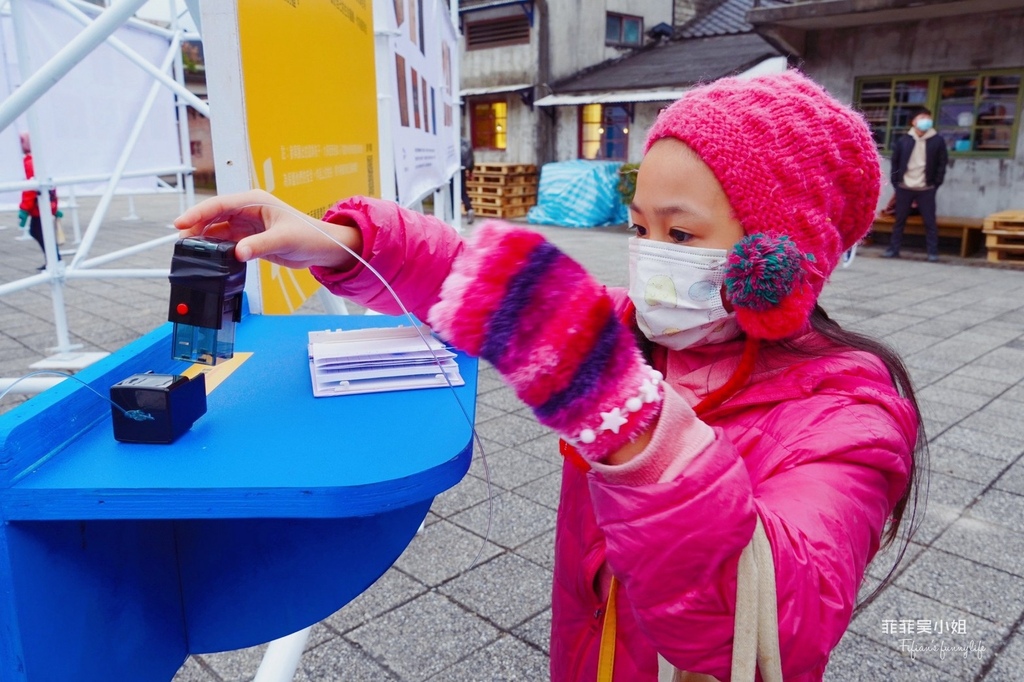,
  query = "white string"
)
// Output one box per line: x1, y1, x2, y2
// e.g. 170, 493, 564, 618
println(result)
0, 370, 154, 421
209, 203, 494, 569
